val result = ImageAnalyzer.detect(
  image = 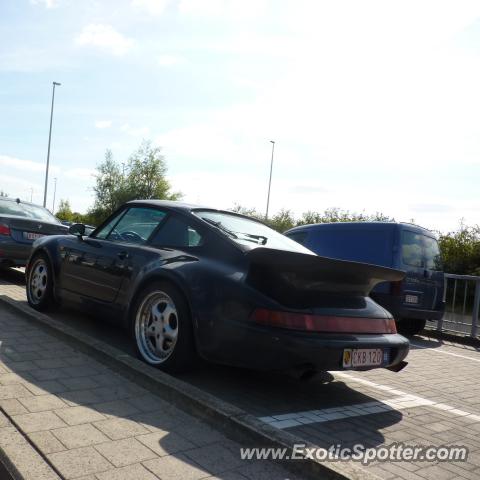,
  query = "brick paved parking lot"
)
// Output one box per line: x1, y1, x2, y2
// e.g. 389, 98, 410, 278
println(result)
2, 269, 480, 479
